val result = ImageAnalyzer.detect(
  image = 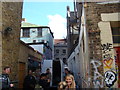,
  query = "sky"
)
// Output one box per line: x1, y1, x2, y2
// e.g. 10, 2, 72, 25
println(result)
22, 1, 74, 39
